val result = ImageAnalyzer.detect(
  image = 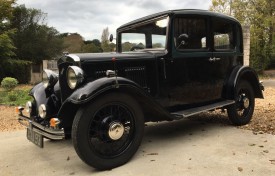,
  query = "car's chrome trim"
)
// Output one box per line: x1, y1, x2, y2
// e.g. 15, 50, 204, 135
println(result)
18, 115, 65, 140
57, 54, 81, 66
